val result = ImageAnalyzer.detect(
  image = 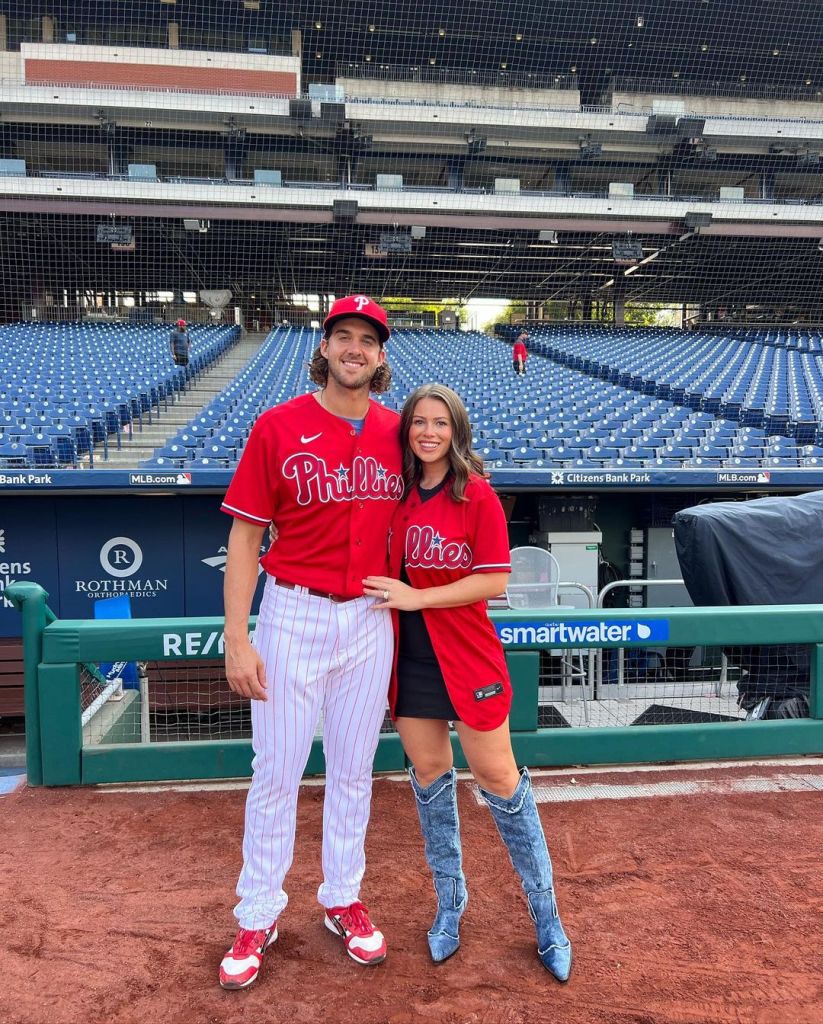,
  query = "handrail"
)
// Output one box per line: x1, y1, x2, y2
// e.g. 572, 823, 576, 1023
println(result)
598, 578, 685, 607
559, 581, 595, 609
594, 577, 727, 698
